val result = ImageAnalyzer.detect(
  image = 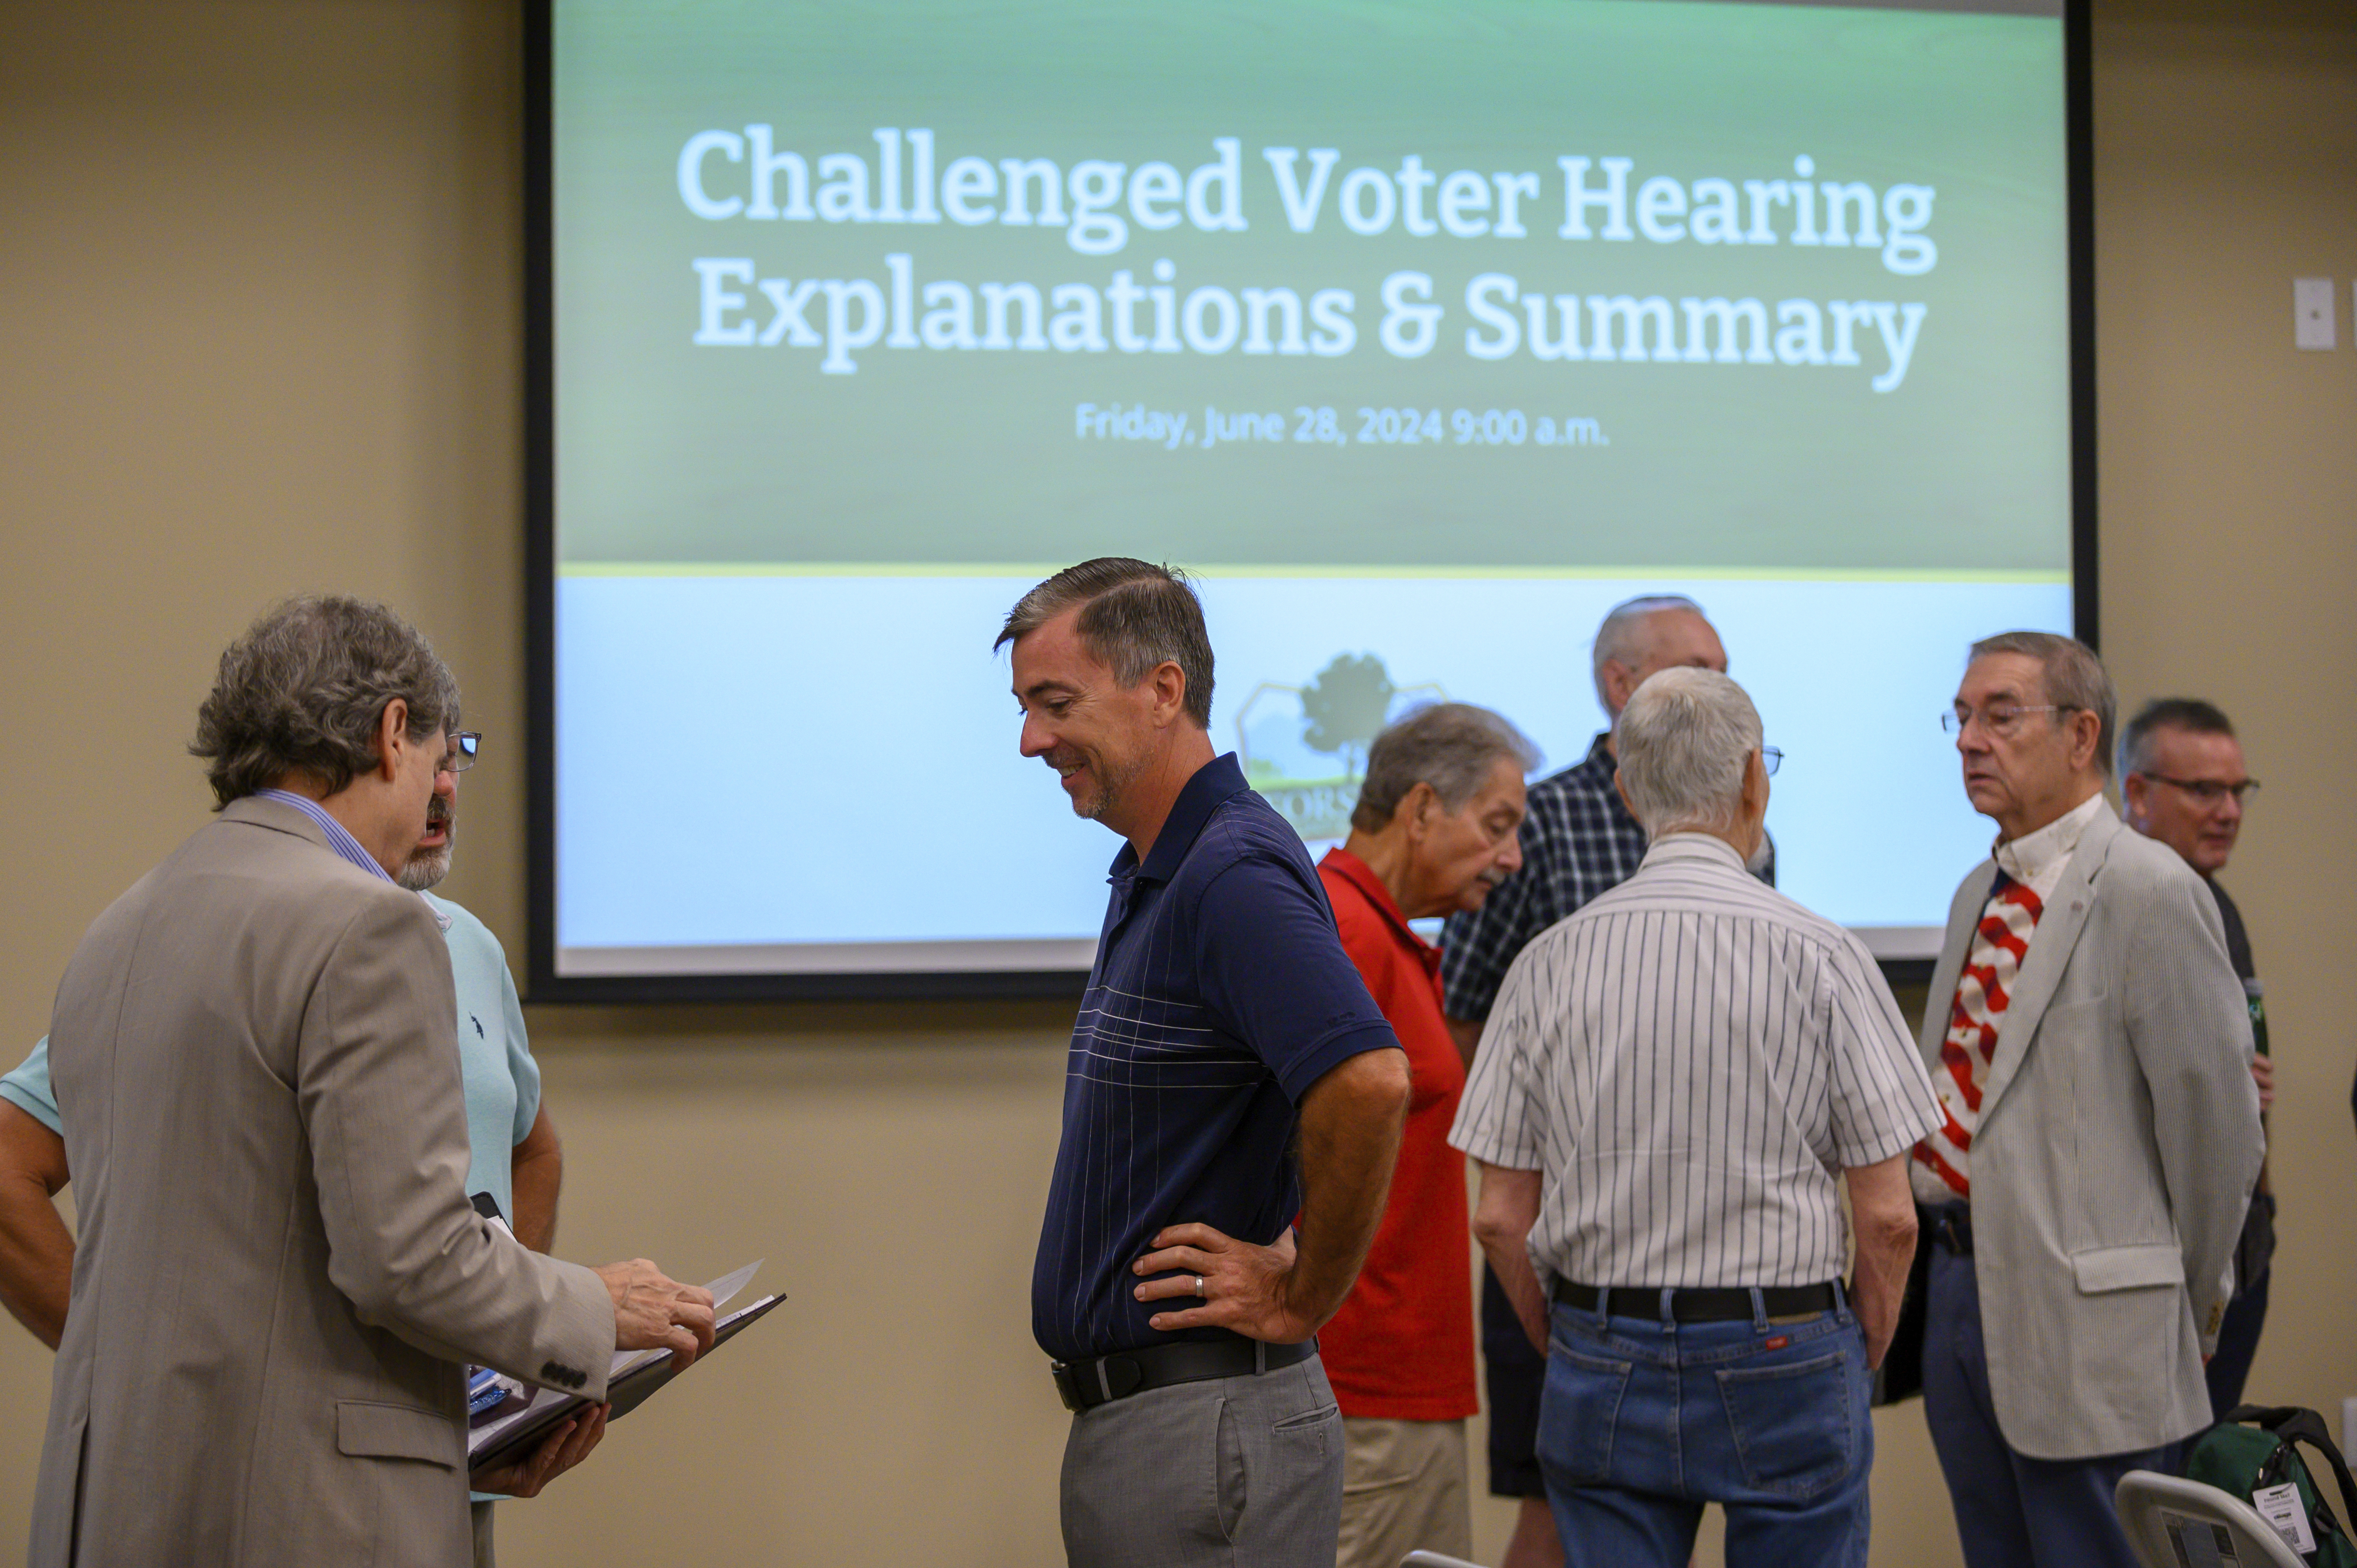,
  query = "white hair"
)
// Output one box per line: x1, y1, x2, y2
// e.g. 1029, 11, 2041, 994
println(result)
1591, 594, 1706, 711
1614, 667, 1762, 837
